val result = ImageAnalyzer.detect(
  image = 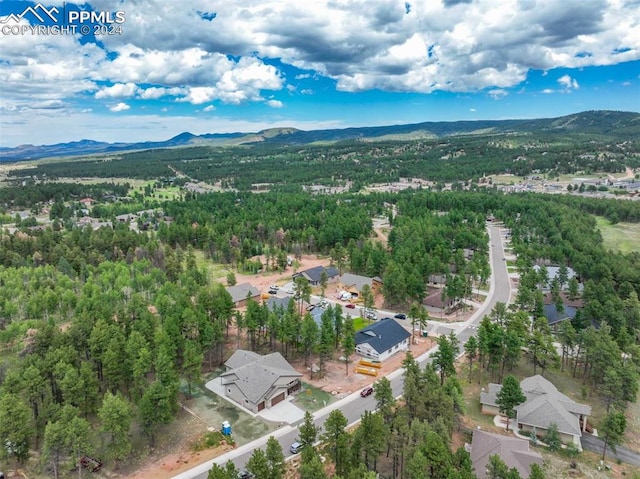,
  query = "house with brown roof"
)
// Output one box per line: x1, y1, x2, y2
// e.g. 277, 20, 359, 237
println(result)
220, 350, 302, 413
480, 375, 591, 449
468, 430, 543, 479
